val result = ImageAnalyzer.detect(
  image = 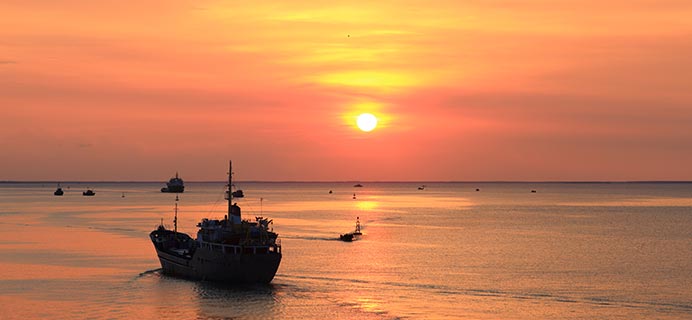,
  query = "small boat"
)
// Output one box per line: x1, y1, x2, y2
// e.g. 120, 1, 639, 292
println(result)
54, 183, 64, 196
531, 190, 537, 193
83, 189, 95, 196
353, 184, 363, 188
476, 188, 480, 192
328, 190, 333, 194
340, 217, 362, 241
121, 192, 126, 198
232, 189, 244, 198
339, 233, 354, 242
418, 185, 425, 190
224, 188, 245, 199
161, 172, 184, 193
224, 182, 245, 198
